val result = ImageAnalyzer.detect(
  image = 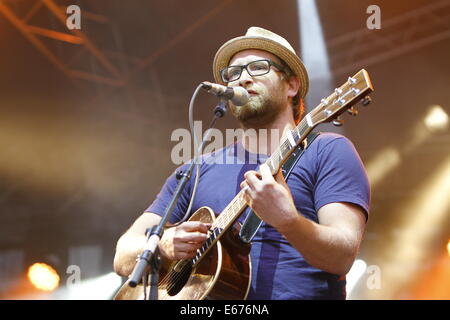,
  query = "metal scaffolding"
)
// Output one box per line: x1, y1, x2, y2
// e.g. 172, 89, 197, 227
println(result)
328, 0, 450, 77
0, 0, 126, 86
0, 0, 233, 89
